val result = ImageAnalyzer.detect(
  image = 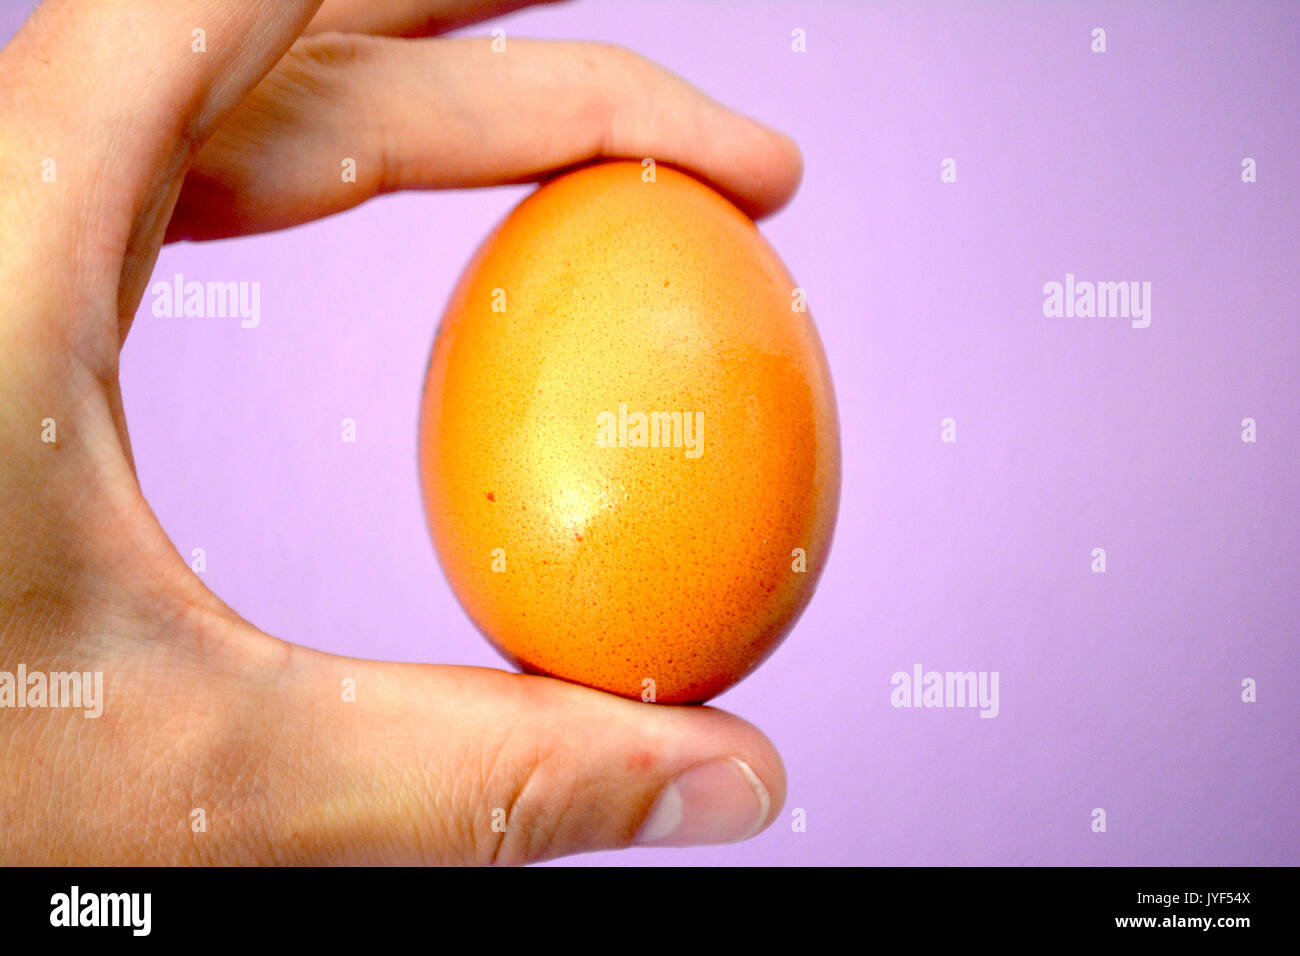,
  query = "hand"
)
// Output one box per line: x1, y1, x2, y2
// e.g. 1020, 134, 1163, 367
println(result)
0, 0, 800, 864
